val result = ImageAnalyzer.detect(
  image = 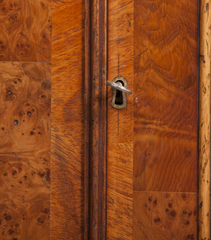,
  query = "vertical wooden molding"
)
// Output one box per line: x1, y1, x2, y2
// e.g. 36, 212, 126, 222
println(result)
84, 0, 107, 239
84, 0, 91, 239
199, 0, 211, 239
